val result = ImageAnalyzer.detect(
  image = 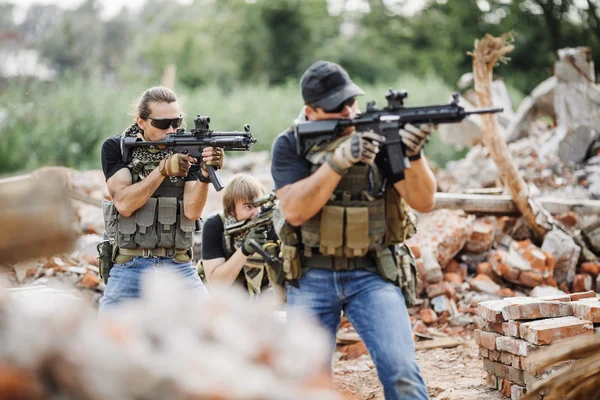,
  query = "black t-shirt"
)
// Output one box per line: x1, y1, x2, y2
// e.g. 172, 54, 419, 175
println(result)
270, 128, 313, 191
101, 135, 200, 182
201, 213, 278, 260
